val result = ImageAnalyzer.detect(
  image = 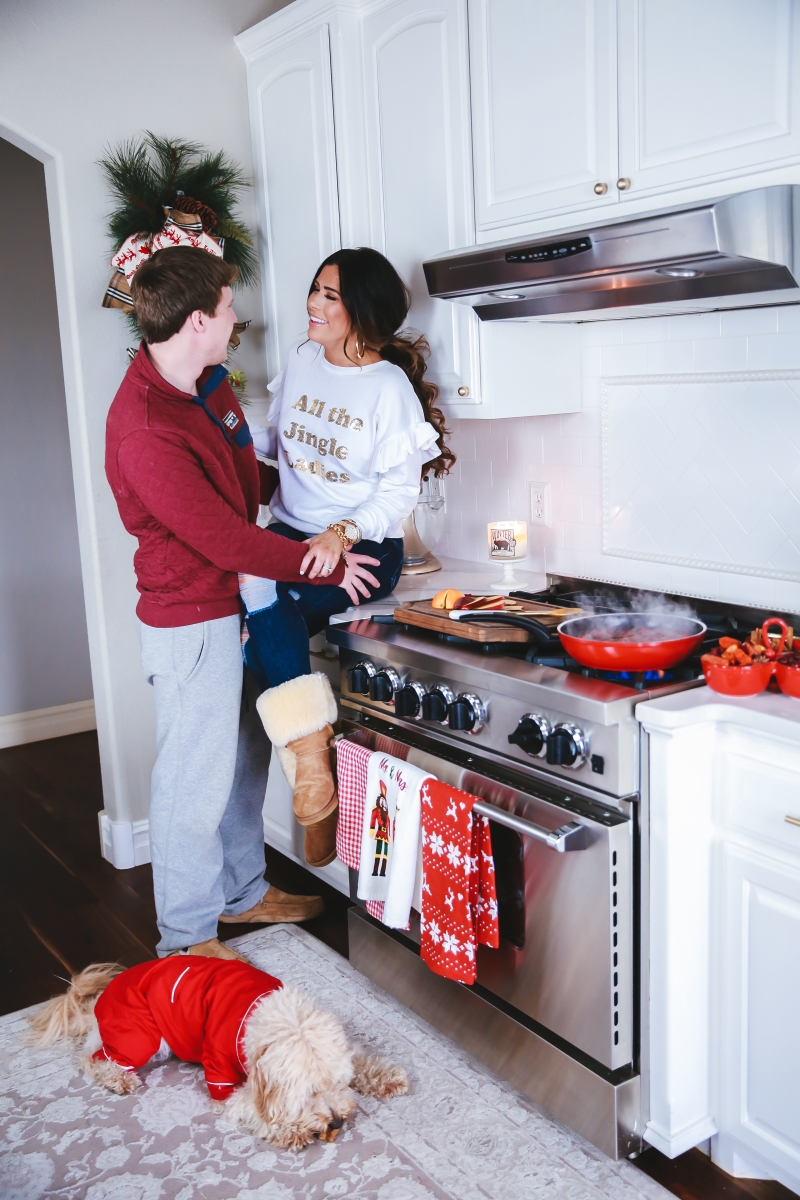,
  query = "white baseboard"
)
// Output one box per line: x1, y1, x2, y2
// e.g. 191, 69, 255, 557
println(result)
644, 1115, 718, 1159
98, 810, 151, 869
0, 698, 96, 750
